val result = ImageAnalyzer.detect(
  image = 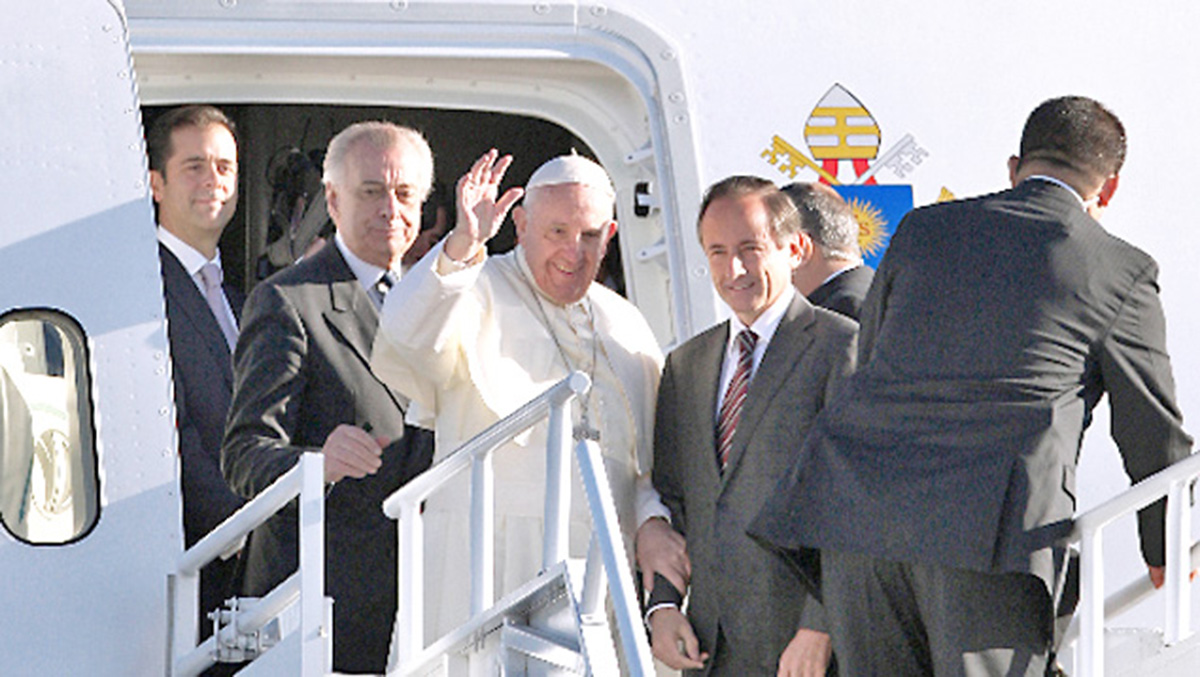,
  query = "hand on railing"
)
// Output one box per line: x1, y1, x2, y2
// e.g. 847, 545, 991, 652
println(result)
1149, 564, 1198, 589
321, 423, 386, 484
1150, 565, 1165, 589
635, 516, 691, 594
